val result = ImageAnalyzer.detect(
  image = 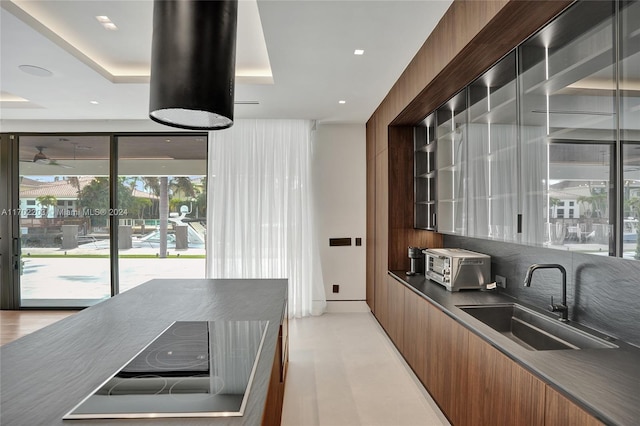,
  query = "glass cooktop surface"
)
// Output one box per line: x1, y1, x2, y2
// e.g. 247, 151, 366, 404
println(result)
64, 320, 269, 420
